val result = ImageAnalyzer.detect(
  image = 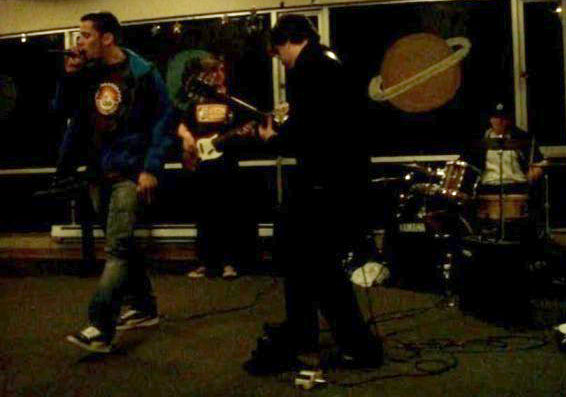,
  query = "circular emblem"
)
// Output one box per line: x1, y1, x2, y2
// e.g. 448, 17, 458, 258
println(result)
95, 82, 122, 116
